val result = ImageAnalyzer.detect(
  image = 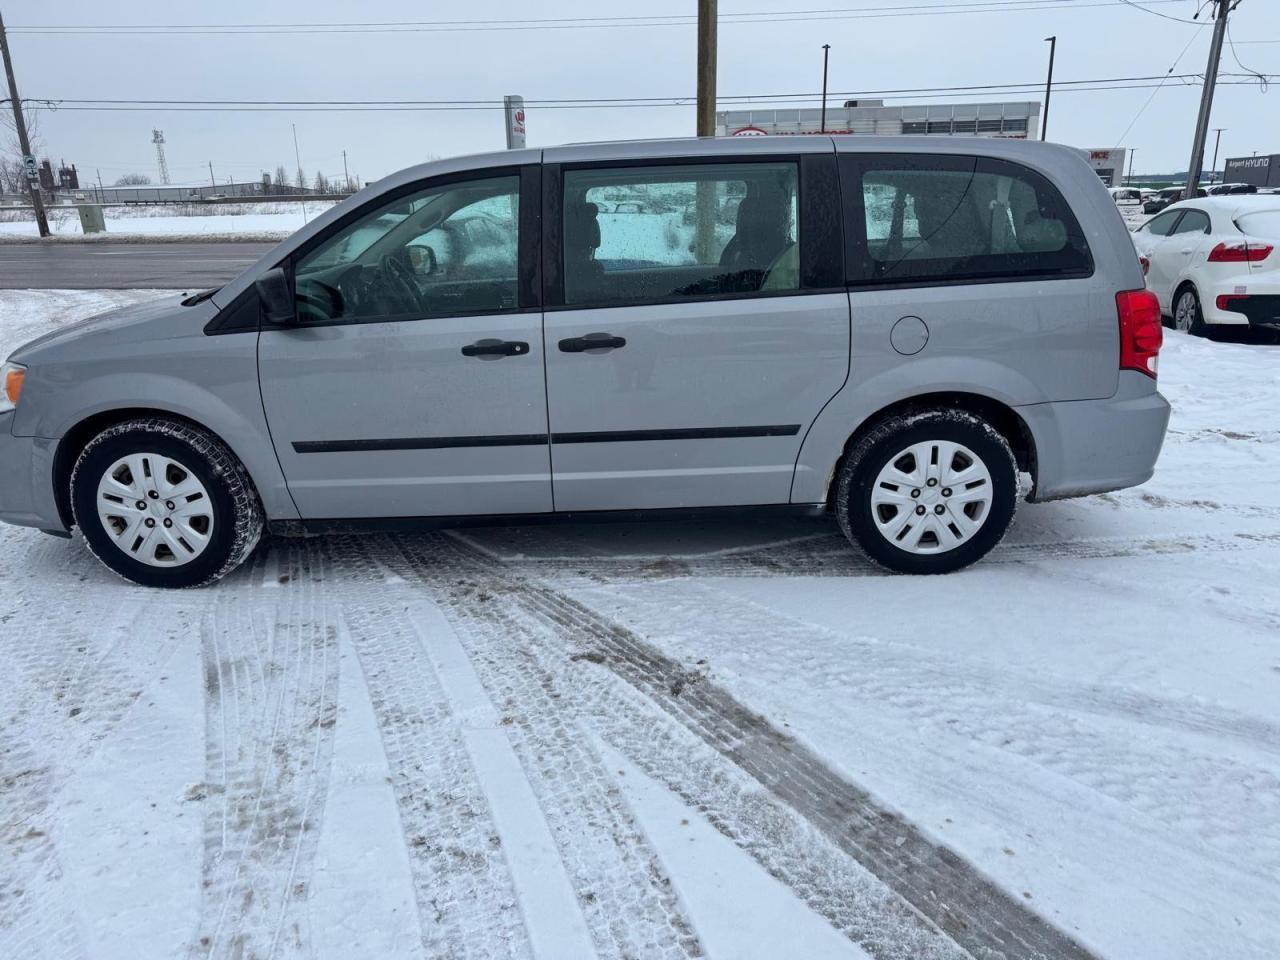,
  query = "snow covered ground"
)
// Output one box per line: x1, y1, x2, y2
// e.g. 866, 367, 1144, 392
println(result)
2, 290, 1279, 960
0, 201, 339, 241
